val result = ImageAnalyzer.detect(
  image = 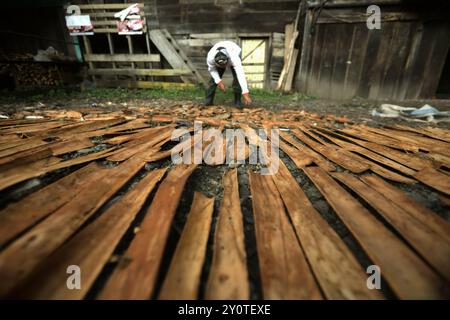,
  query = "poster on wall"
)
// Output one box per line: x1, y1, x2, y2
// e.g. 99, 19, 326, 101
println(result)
115, 3, 144, 35
65, 5, 94, 36
65, 15, 94, 36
